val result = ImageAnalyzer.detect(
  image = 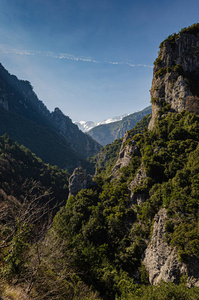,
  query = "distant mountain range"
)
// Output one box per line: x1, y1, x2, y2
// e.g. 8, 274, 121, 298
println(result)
87, 106, 152, 146
0, 63, 101, 172
75, 113, 130, 132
